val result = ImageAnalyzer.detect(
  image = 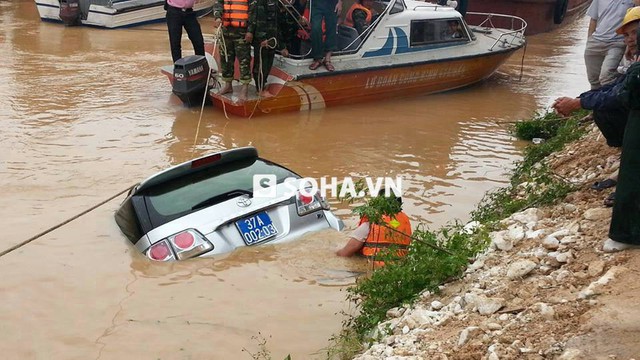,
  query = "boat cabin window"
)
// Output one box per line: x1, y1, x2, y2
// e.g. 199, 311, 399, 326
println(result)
410, 18, 469, 46
389, 0, 404, 14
